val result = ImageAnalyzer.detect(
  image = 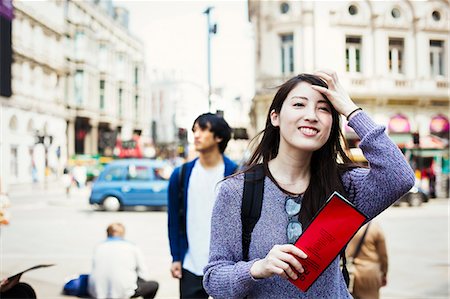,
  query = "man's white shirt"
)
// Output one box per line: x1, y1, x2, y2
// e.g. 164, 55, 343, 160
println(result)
183, 160, 225, 275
